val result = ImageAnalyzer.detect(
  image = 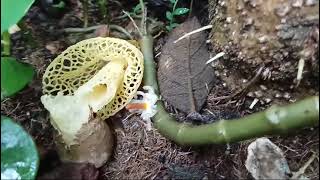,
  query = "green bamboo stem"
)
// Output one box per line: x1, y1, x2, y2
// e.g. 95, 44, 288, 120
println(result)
2, 31, 11, 56
139, 35, 319, 146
